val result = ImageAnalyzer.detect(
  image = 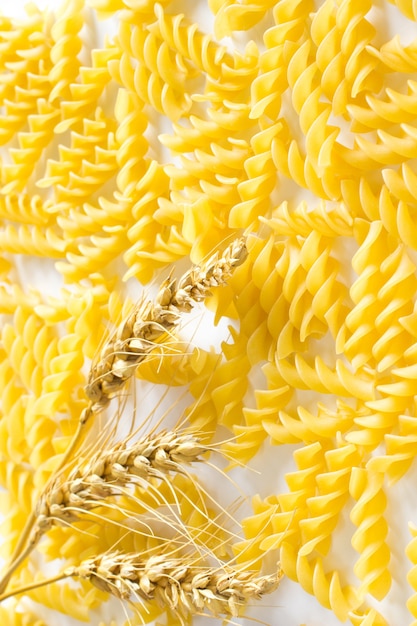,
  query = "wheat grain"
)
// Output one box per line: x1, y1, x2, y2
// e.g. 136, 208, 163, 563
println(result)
72, 551, 281, 619
86, 237, 247, 413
